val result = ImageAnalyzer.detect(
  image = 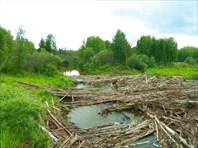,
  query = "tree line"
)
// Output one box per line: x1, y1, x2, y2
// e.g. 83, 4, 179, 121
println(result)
0, 26, 197, 75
